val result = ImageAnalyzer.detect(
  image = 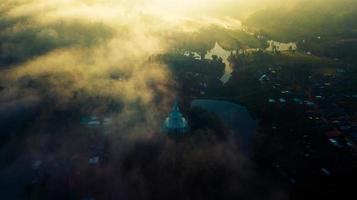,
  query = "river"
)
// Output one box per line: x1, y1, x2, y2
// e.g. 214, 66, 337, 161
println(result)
196, 40, 297, 84
205, 43, 233, 84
